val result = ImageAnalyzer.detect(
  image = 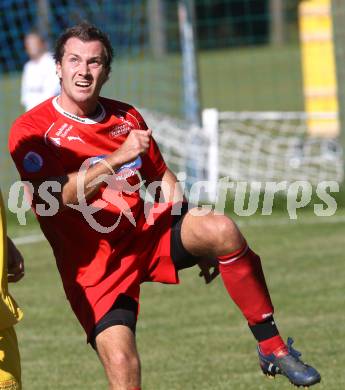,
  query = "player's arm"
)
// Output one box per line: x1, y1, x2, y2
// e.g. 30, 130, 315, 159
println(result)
33, 129, 152, 208
7, 237, 24, 283
158, 168, 185, 203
